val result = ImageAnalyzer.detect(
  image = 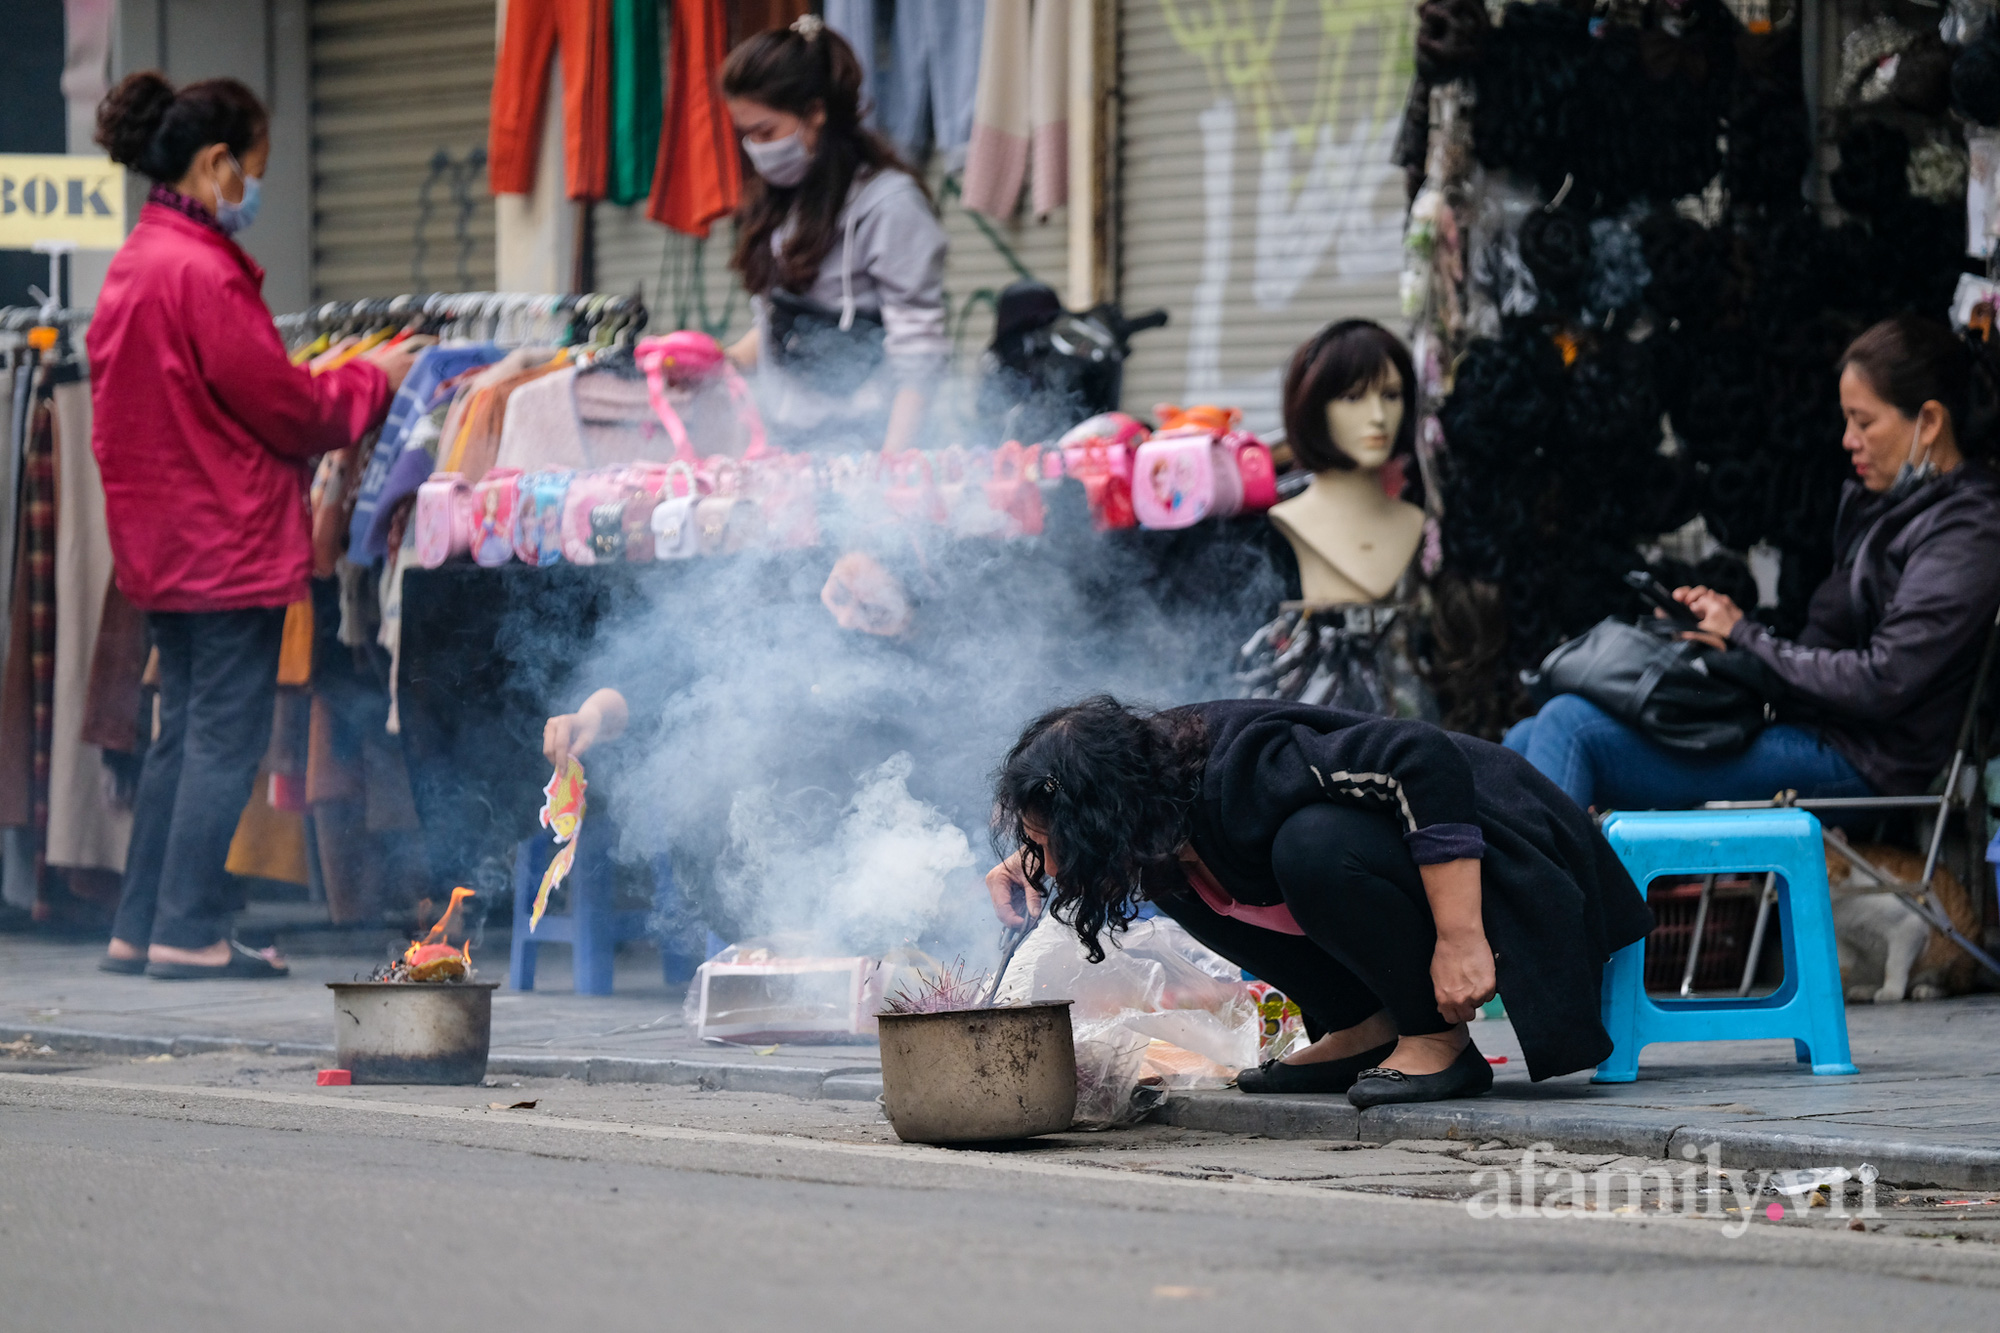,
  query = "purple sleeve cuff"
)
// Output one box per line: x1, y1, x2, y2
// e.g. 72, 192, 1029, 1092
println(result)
1404, 823, 1485, 864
